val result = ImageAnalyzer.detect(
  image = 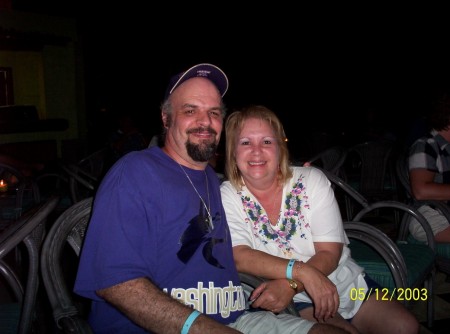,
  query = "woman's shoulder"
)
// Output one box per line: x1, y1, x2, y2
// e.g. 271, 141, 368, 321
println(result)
220, 180, 234, 193
290, 165, 327, 179
288, 166, 331, 191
